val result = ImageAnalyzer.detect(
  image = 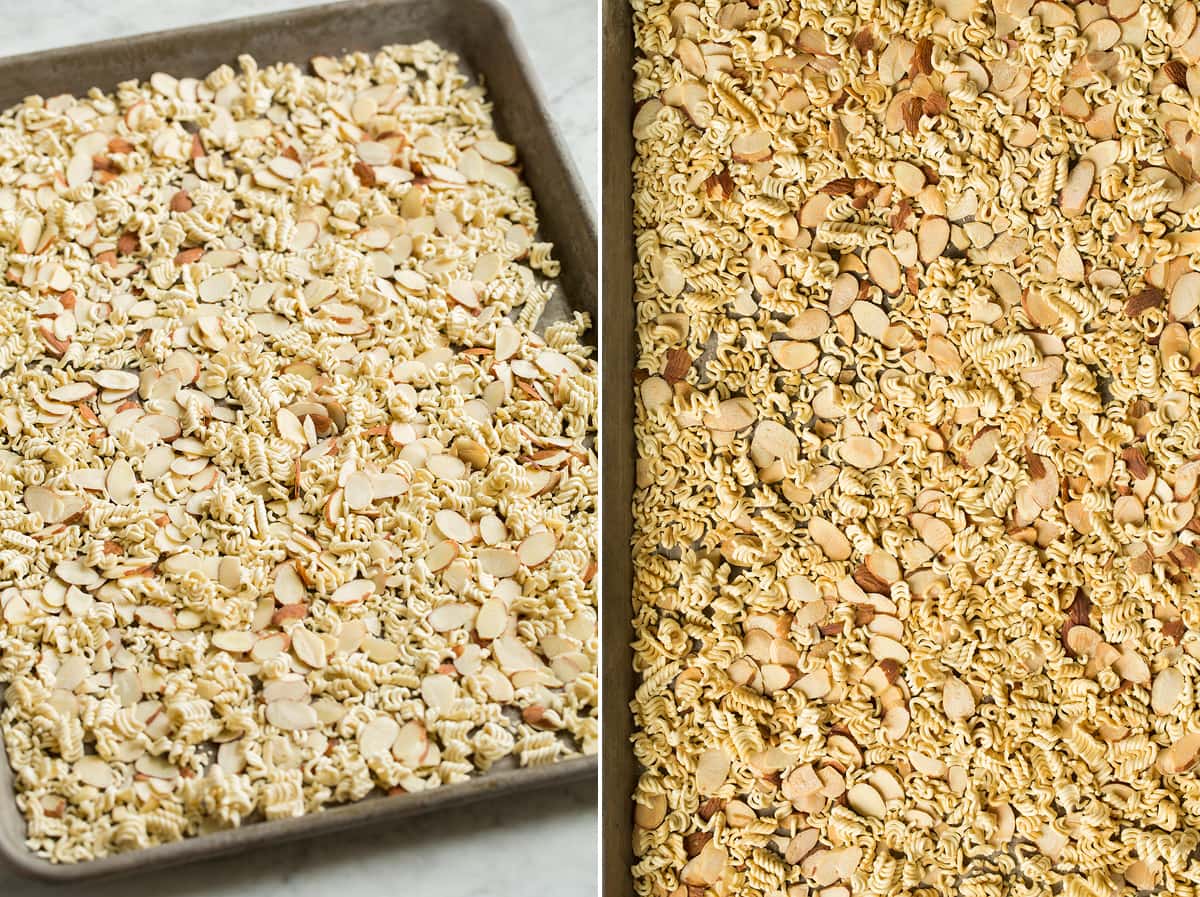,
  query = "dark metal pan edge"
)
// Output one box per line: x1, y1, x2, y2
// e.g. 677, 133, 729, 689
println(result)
600, 0, 635, 895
